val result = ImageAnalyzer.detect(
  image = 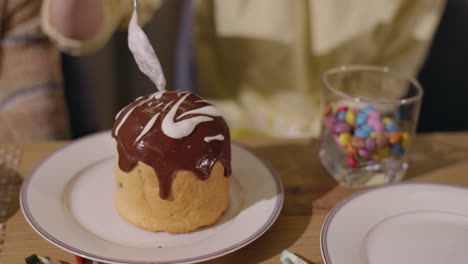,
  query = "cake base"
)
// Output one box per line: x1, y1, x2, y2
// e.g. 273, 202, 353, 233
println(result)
115, 159, 230, 234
